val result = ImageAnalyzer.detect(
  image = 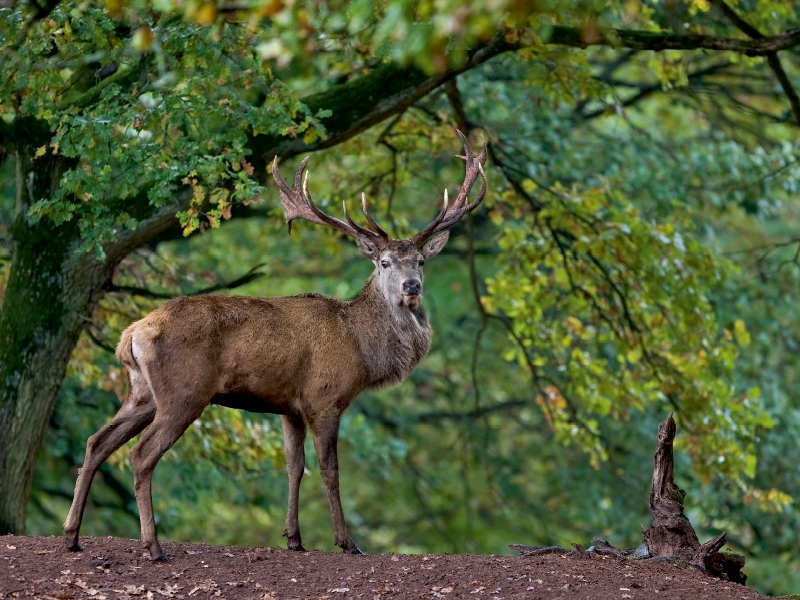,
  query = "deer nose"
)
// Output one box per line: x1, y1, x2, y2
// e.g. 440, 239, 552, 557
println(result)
403, 279, 421, 295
